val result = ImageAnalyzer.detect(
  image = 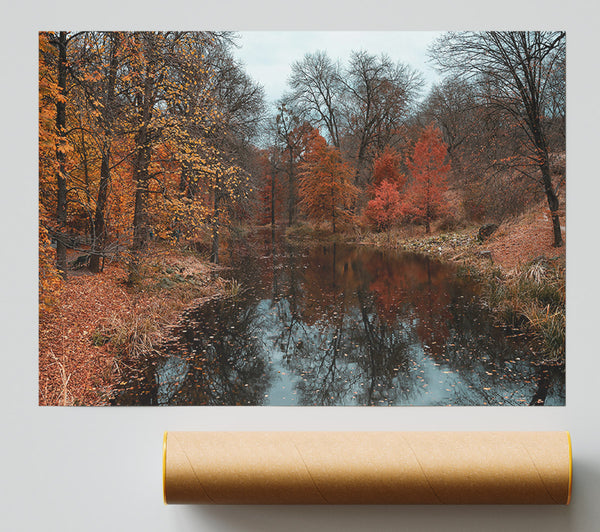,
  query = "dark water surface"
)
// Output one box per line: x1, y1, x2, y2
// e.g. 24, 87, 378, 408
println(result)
114, 235, 565, 406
